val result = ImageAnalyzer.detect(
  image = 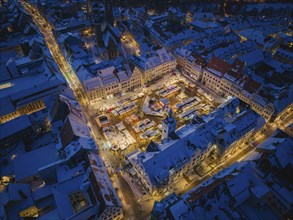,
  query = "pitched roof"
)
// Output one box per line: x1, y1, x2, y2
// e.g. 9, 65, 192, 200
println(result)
14, 144, 59, 181
244, 79, 261, 94
0, 96, 15, 117
207, 57, 231, 76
